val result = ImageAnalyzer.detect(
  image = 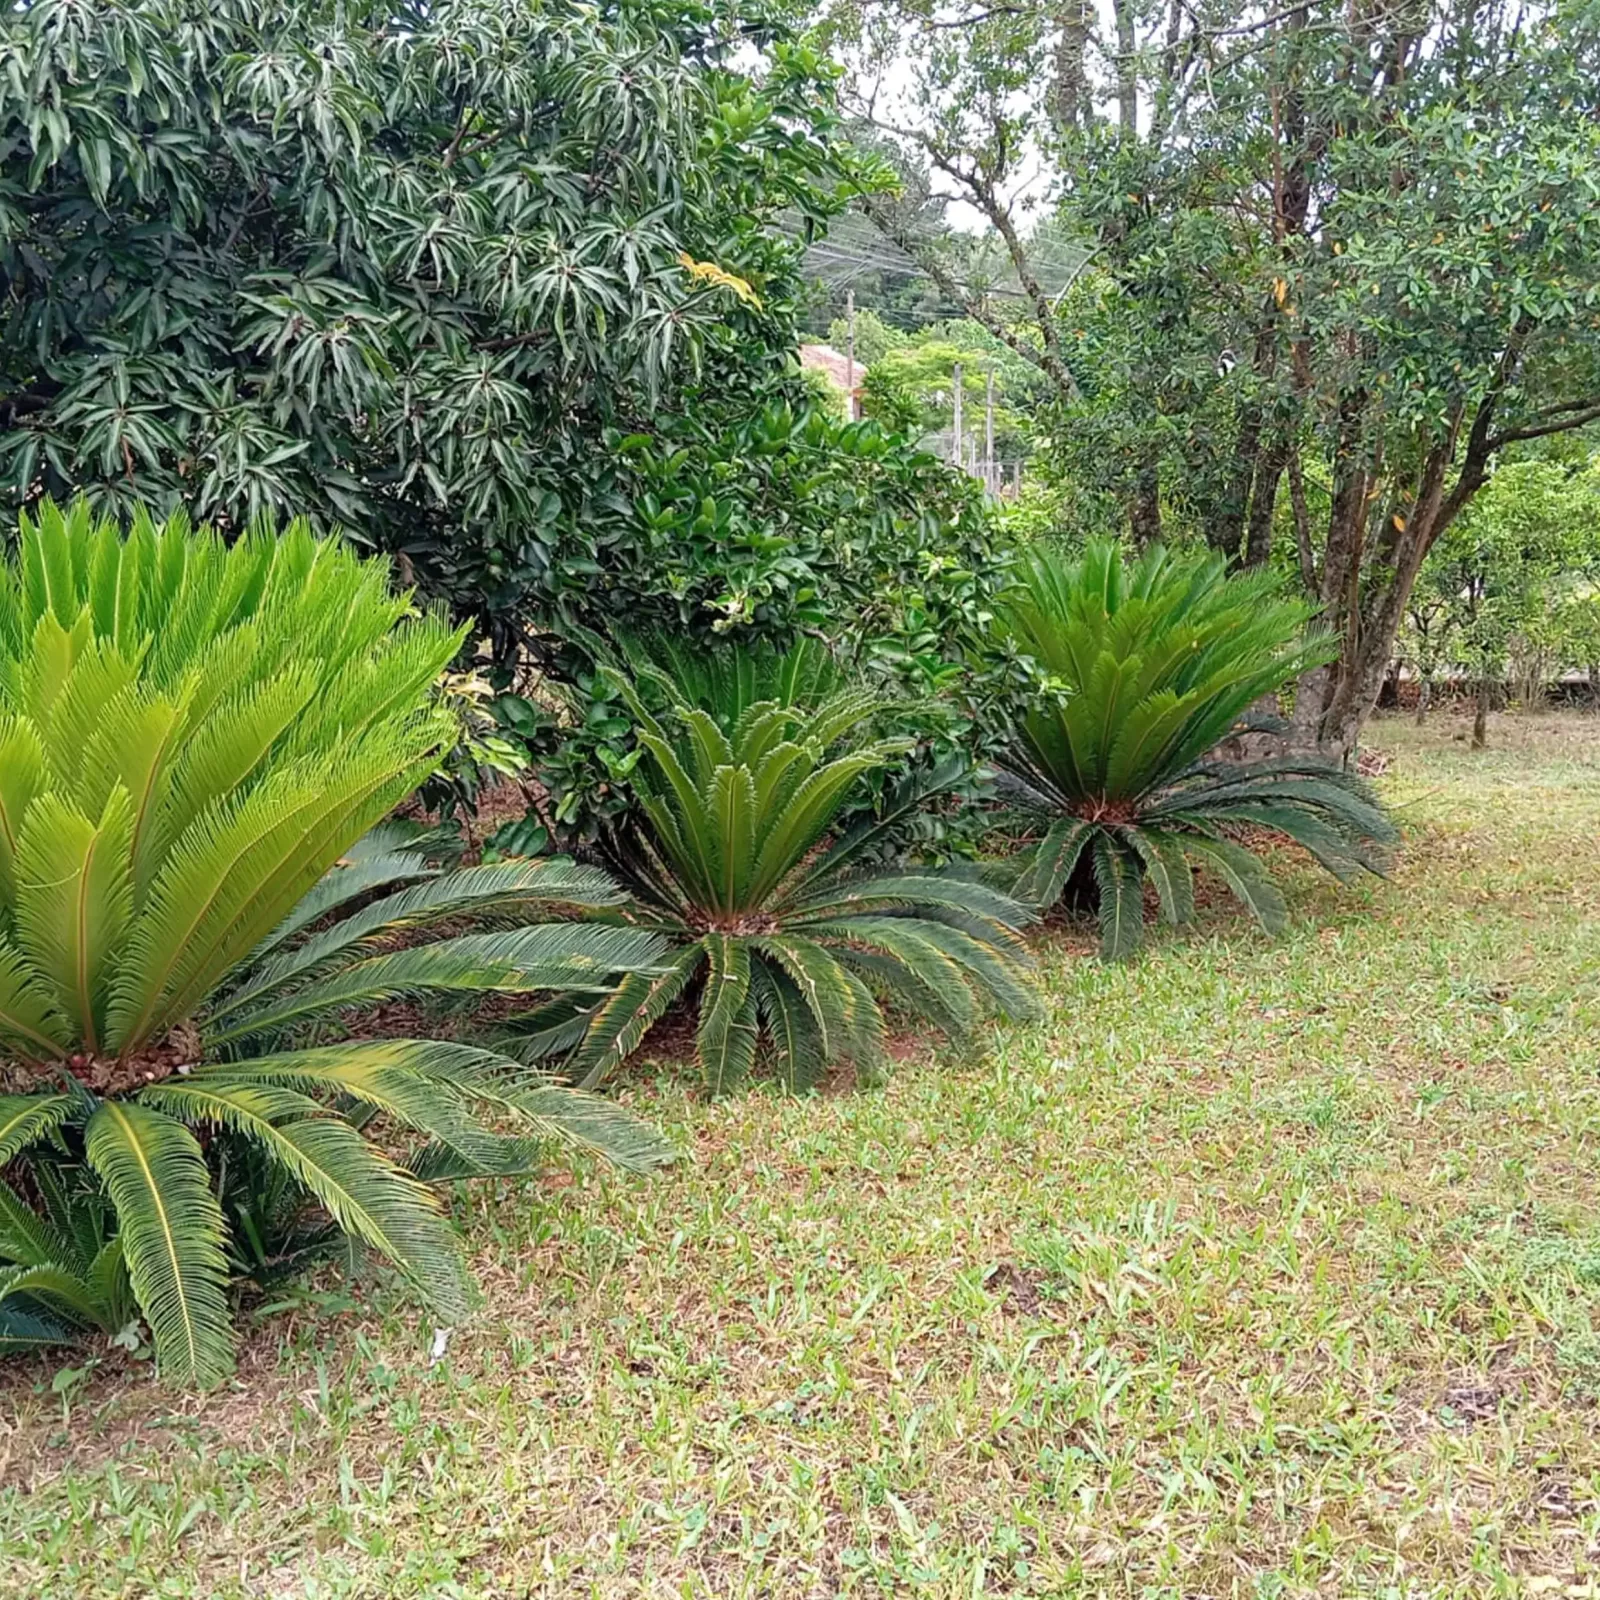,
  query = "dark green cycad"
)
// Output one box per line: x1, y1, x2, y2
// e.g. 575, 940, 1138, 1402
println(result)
995, 540, 1397, 959
508, 641, 1039, 1094
0, 503, 668, 1384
